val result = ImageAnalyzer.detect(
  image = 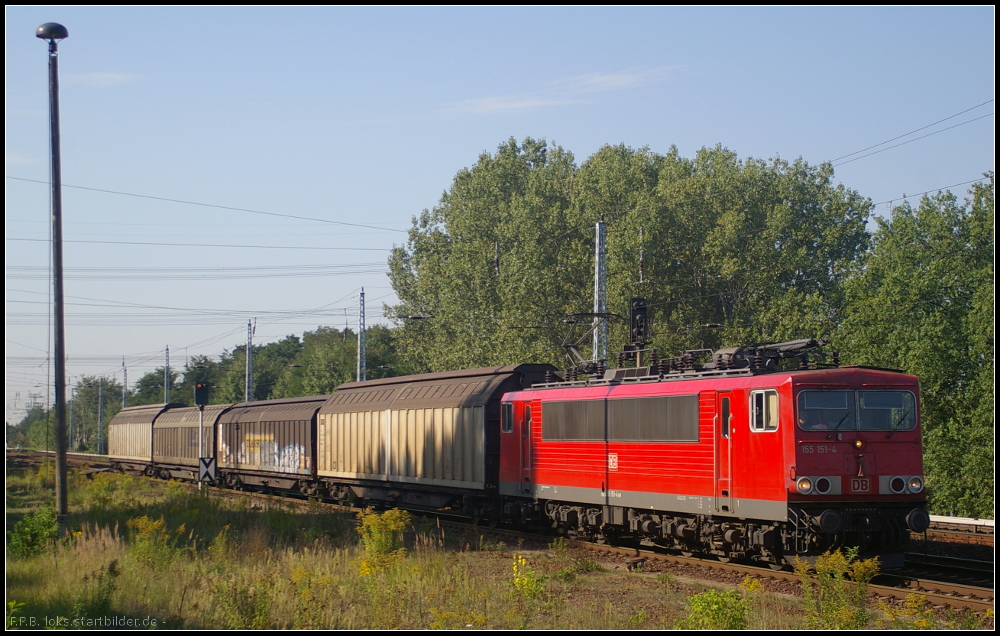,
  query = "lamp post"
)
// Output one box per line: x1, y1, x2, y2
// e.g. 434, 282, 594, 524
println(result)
37, 22, 69, 522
